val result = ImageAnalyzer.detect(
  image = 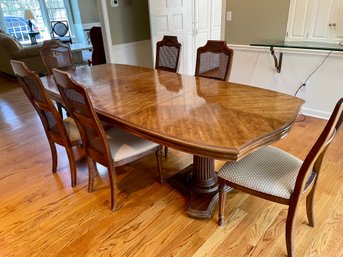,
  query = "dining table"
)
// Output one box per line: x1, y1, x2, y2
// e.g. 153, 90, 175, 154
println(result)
41, 63, 304, 219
